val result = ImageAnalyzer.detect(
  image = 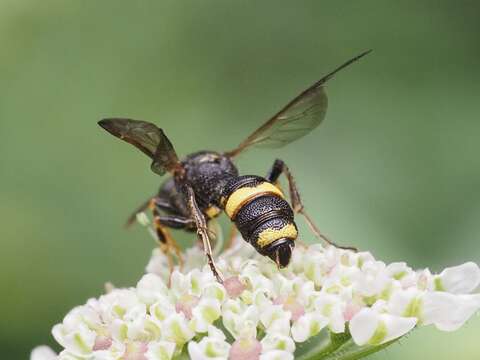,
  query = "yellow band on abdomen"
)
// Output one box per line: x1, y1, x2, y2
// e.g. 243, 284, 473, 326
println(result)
225, 182, 284, 219
257, 223, 298, 248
